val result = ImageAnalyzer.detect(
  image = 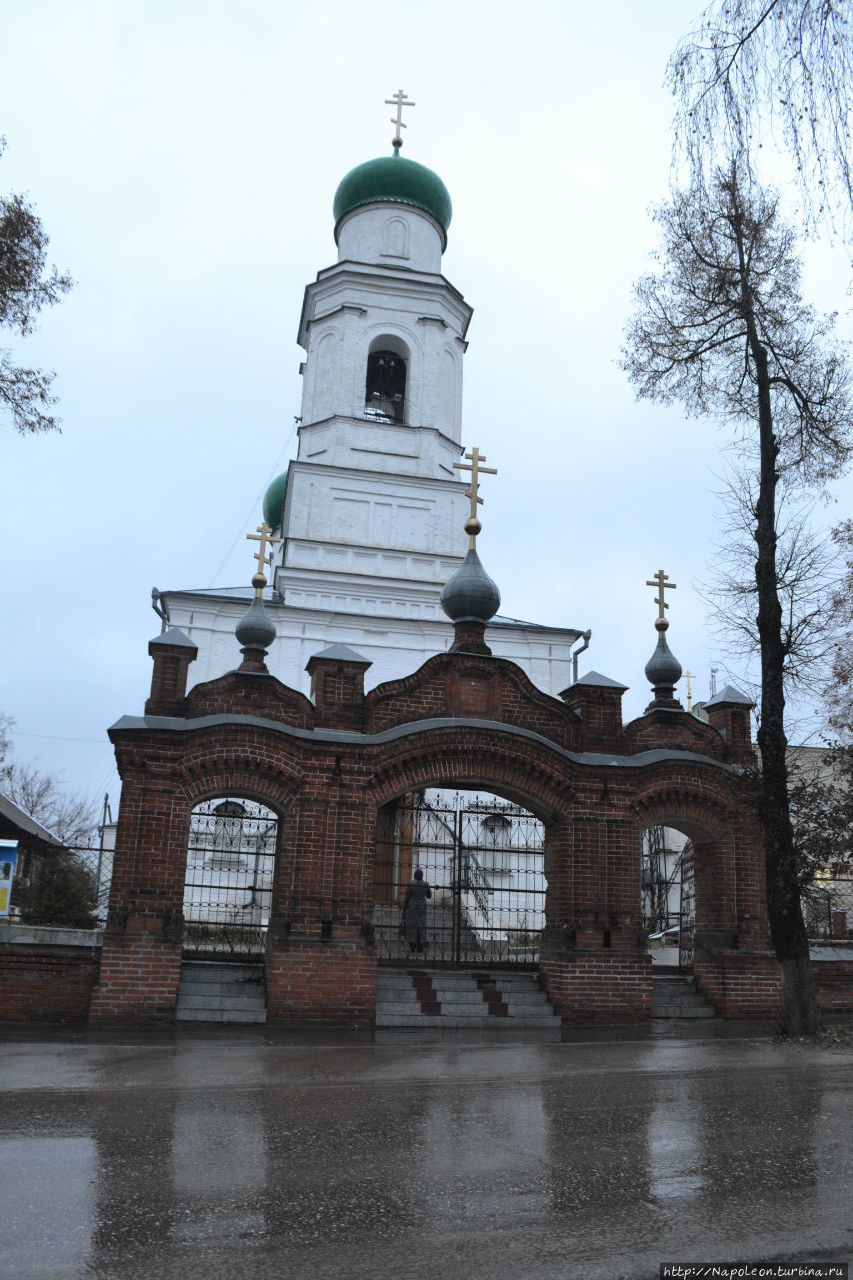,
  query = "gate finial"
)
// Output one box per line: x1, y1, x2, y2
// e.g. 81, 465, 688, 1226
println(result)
644, 568, 683, 712
454, 446, 498, 549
